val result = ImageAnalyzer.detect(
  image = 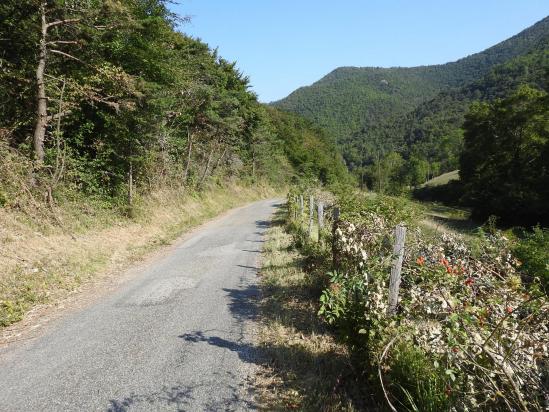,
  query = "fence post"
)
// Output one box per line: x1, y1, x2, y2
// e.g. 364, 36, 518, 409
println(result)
317, 202, 324, 230
387, 224, 406, 315
332, 207, 340, 270
299, 195, 304, 219
293, 195, 297, 220
308, 195, 314, 238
